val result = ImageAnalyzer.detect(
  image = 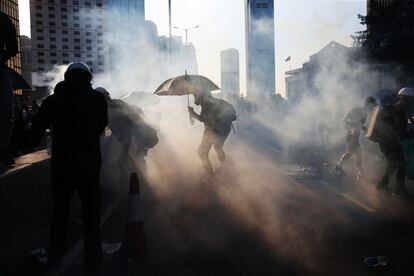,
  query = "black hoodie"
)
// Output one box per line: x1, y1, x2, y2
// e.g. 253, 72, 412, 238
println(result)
32, 80, 108, 168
